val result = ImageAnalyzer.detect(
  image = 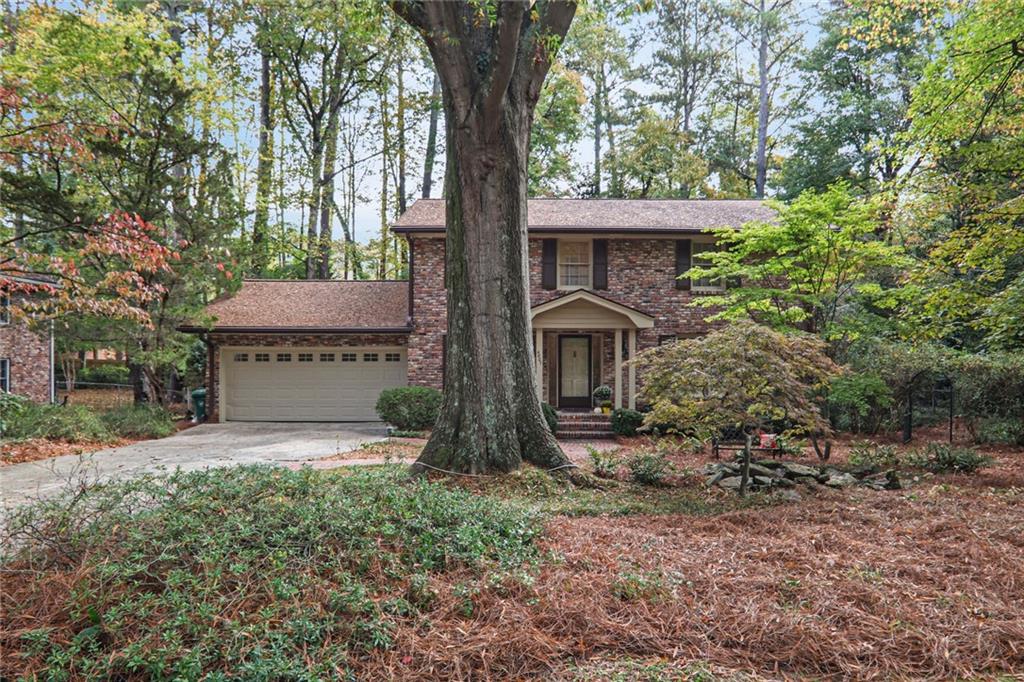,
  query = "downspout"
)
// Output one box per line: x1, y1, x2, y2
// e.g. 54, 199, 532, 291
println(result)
49, 319, 55, 404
